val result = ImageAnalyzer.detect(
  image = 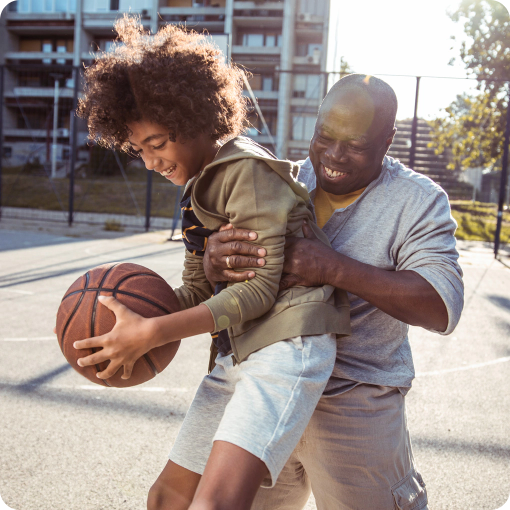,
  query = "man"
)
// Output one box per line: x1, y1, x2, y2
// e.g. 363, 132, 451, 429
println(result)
203, 74, 464, 509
